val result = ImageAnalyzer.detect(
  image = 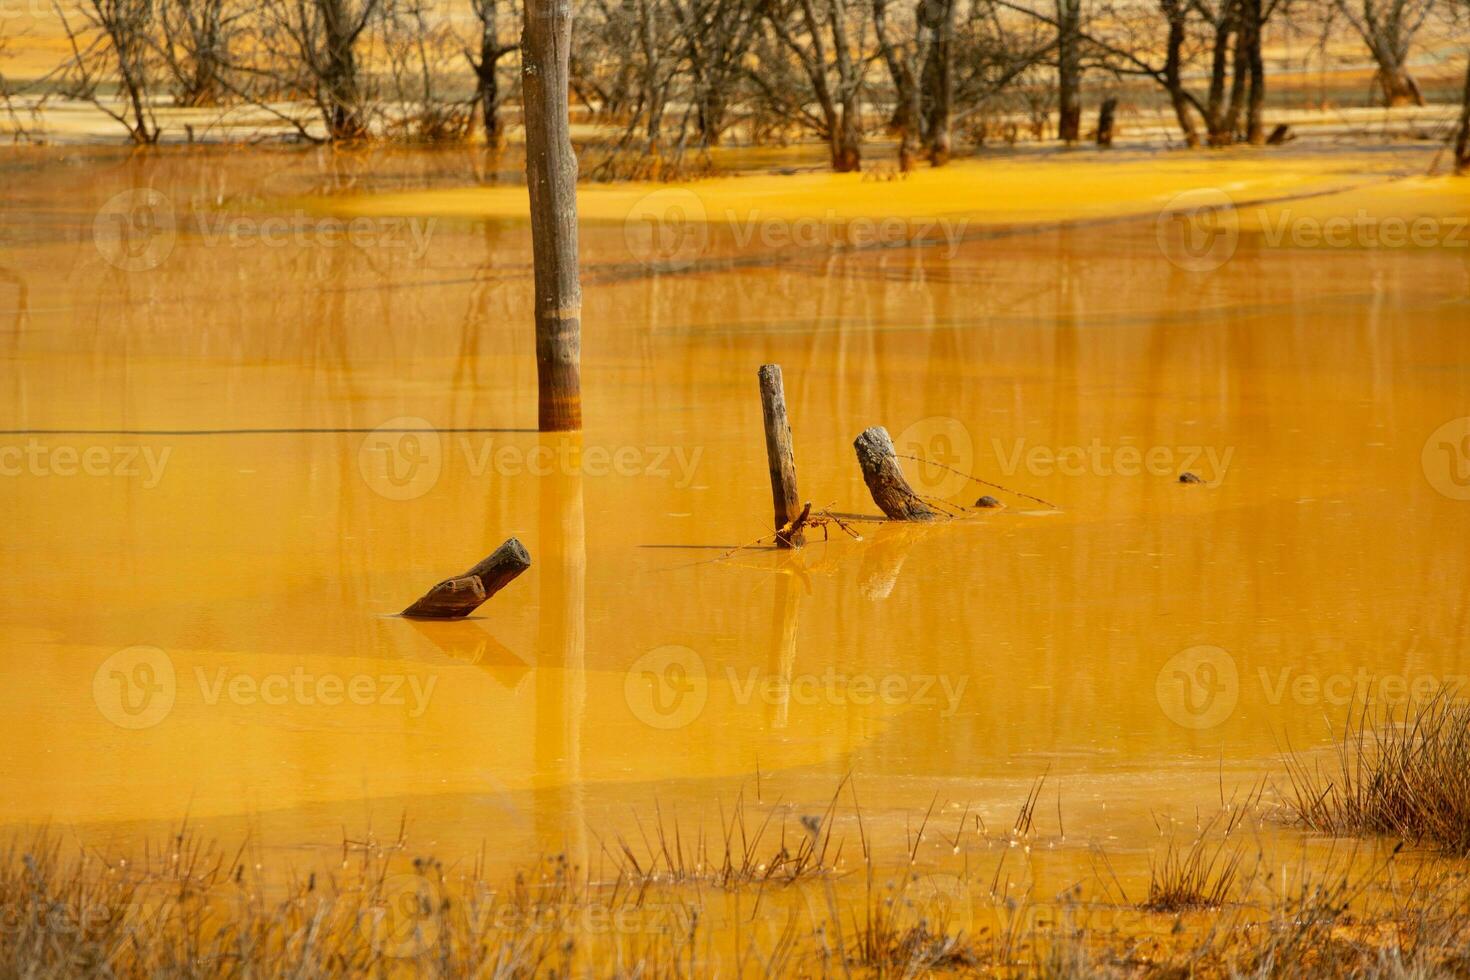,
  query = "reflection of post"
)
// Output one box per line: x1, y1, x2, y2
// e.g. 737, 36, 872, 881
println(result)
535, 434, 588, 870
858, 524, 923, 600
769, 571, 802, 729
